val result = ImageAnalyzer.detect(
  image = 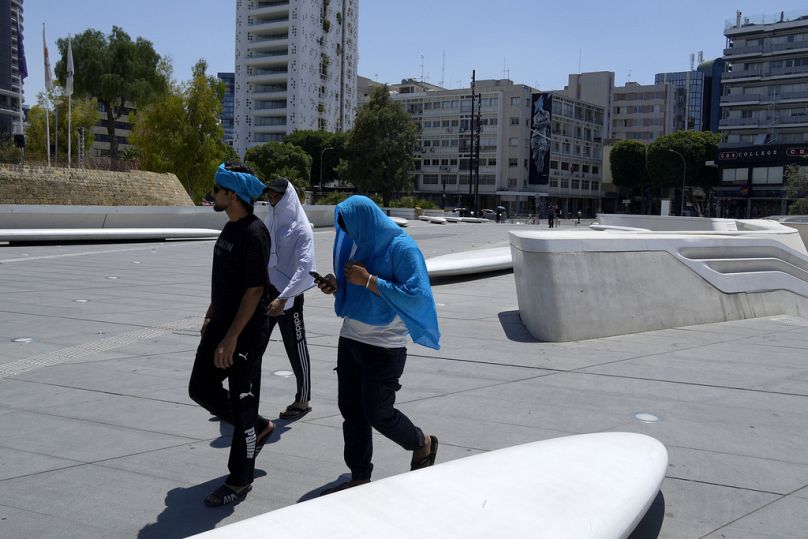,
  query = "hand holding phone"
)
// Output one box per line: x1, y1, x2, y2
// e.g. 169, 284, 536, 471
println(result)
310, 271, 337, 294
